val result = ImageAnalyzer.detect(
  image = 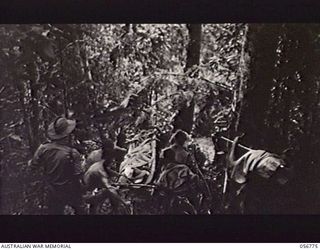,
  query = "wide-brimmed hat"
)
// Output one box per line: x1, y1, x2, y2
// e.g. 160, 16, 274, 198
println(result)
47, 117, 76, 140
